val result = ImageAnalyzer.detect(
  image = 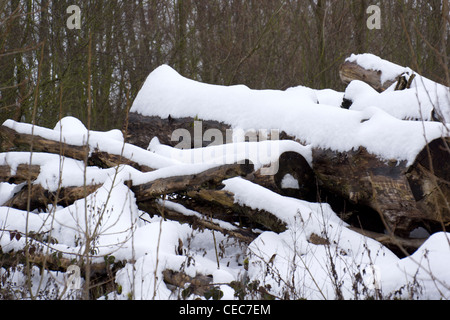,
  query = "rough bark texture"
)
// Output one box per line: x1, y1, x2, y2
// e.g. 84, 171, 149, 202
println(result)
0, 125, 87, 160
129, 162, 254, 202
5, 183, 102, 211
406, 137, 450, 229
312, 143, 450, 237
